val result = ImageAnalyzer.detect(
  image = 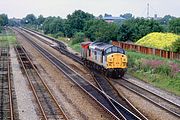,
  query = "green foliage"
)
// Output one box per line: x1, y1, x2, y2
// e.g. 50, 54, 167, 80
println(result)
37, 15, 45, 25
43, 17, 64, 34
22, 14, 37, 25
0, 14, 8, 26
0, 30, 16, 45
127, 51, 180, 95
159, 15, 175, 25
117, 18, 163, 42
71, 32, 85, 45
168, 18, 180, 34
84, 19, 118, 42
65, 10, 94, 37
69, 43, 81, 53
0, 26, 2, 33
172, 38, 180, 52
54, 32, 64, 38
